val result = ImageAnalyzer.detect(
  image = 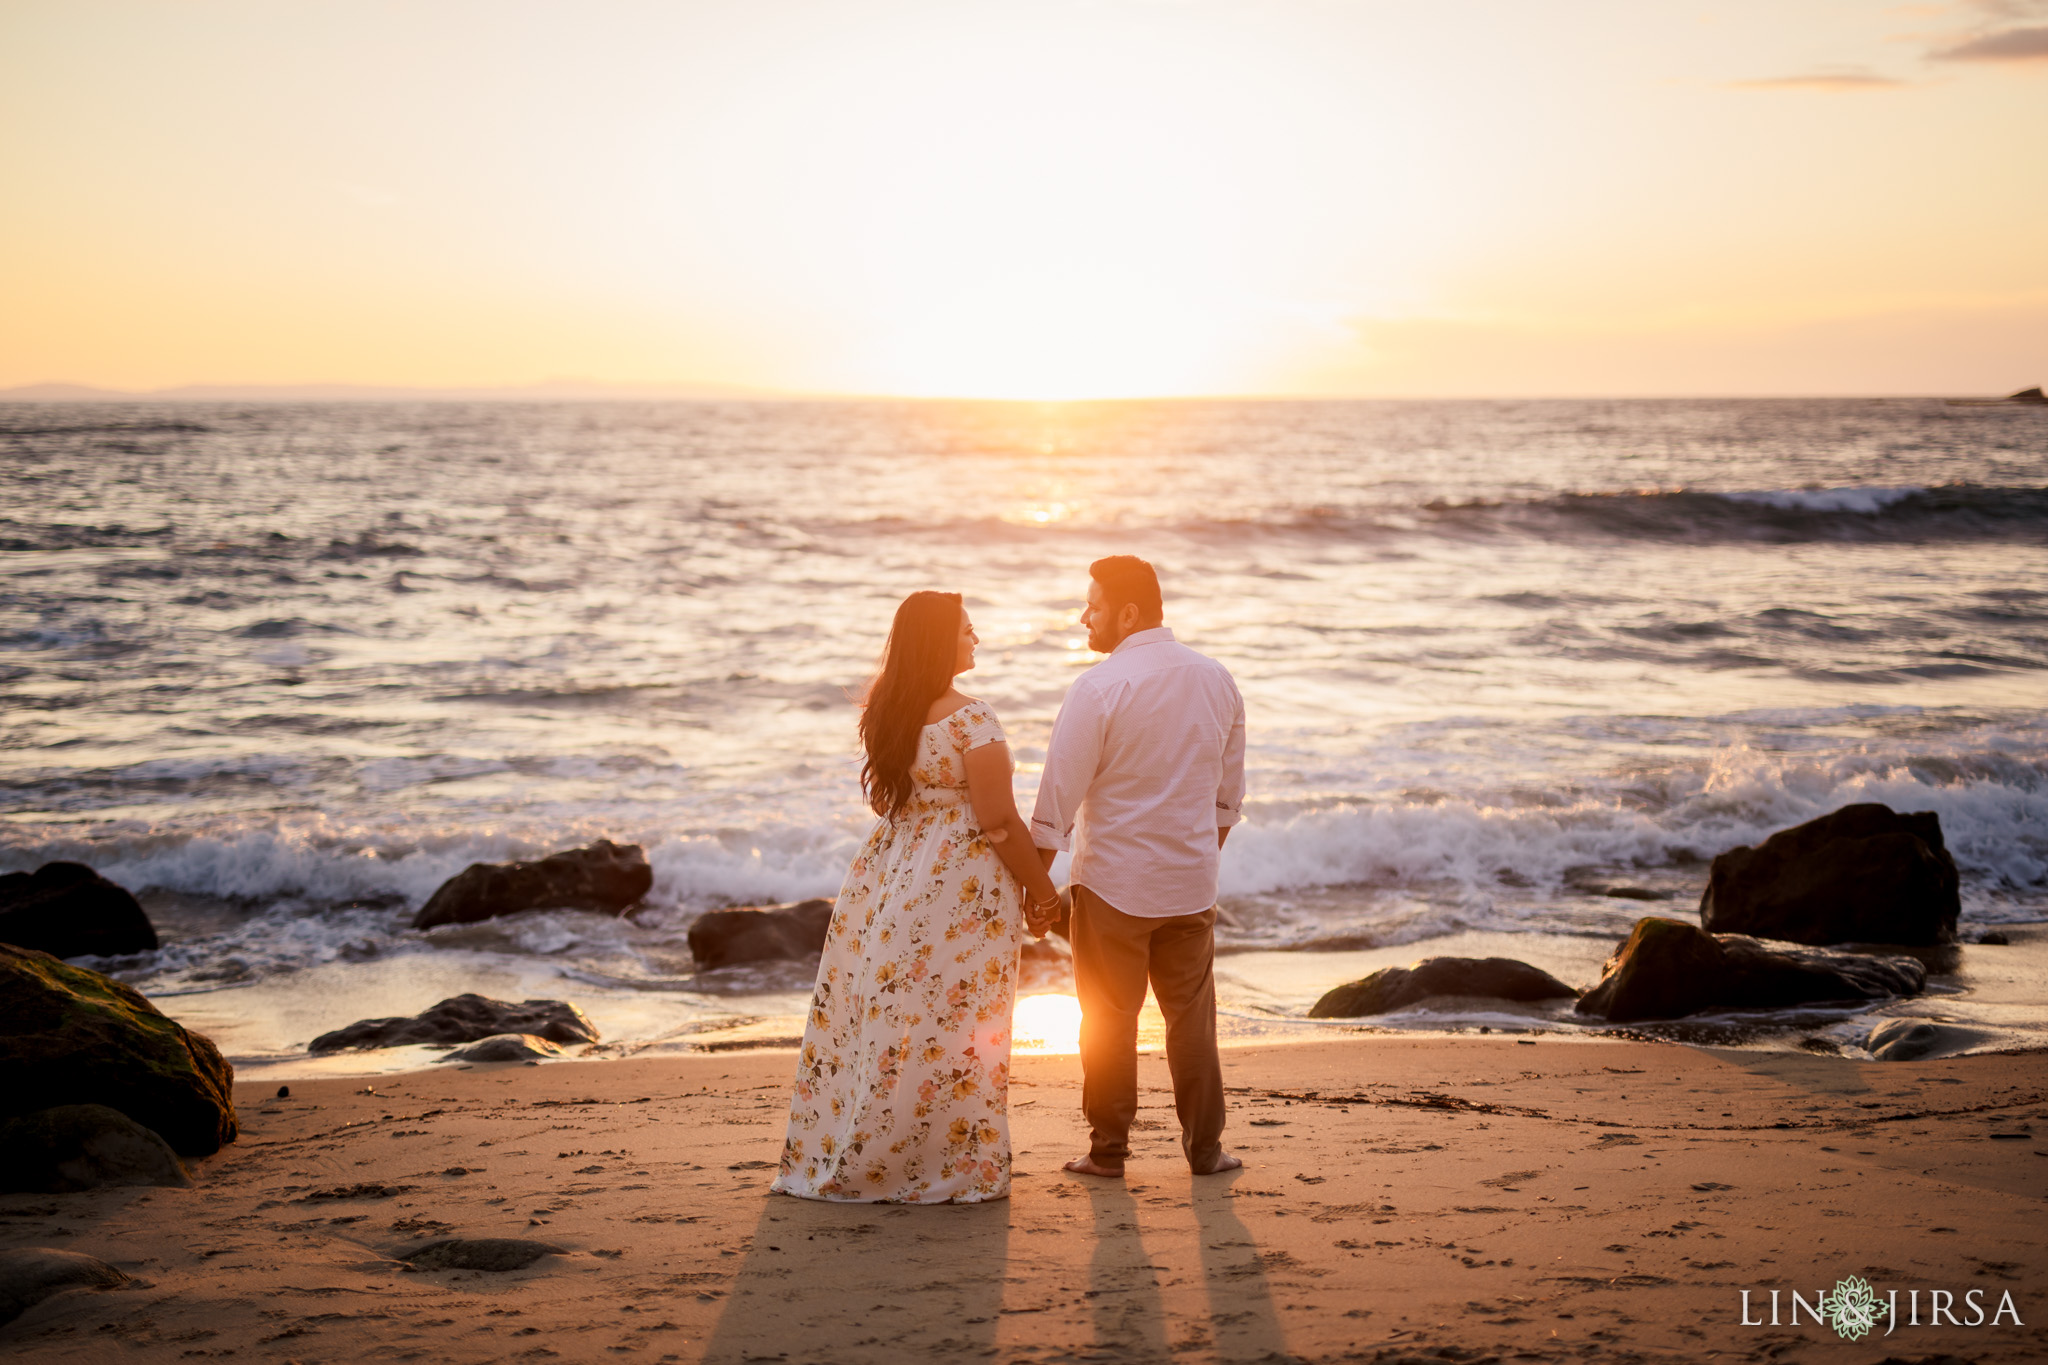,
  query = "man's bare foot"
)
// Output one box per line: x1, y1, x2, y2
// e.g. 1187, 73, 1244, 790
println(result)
1191, 1152, 1243, 1175
1062, 1156, 1125, 1178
